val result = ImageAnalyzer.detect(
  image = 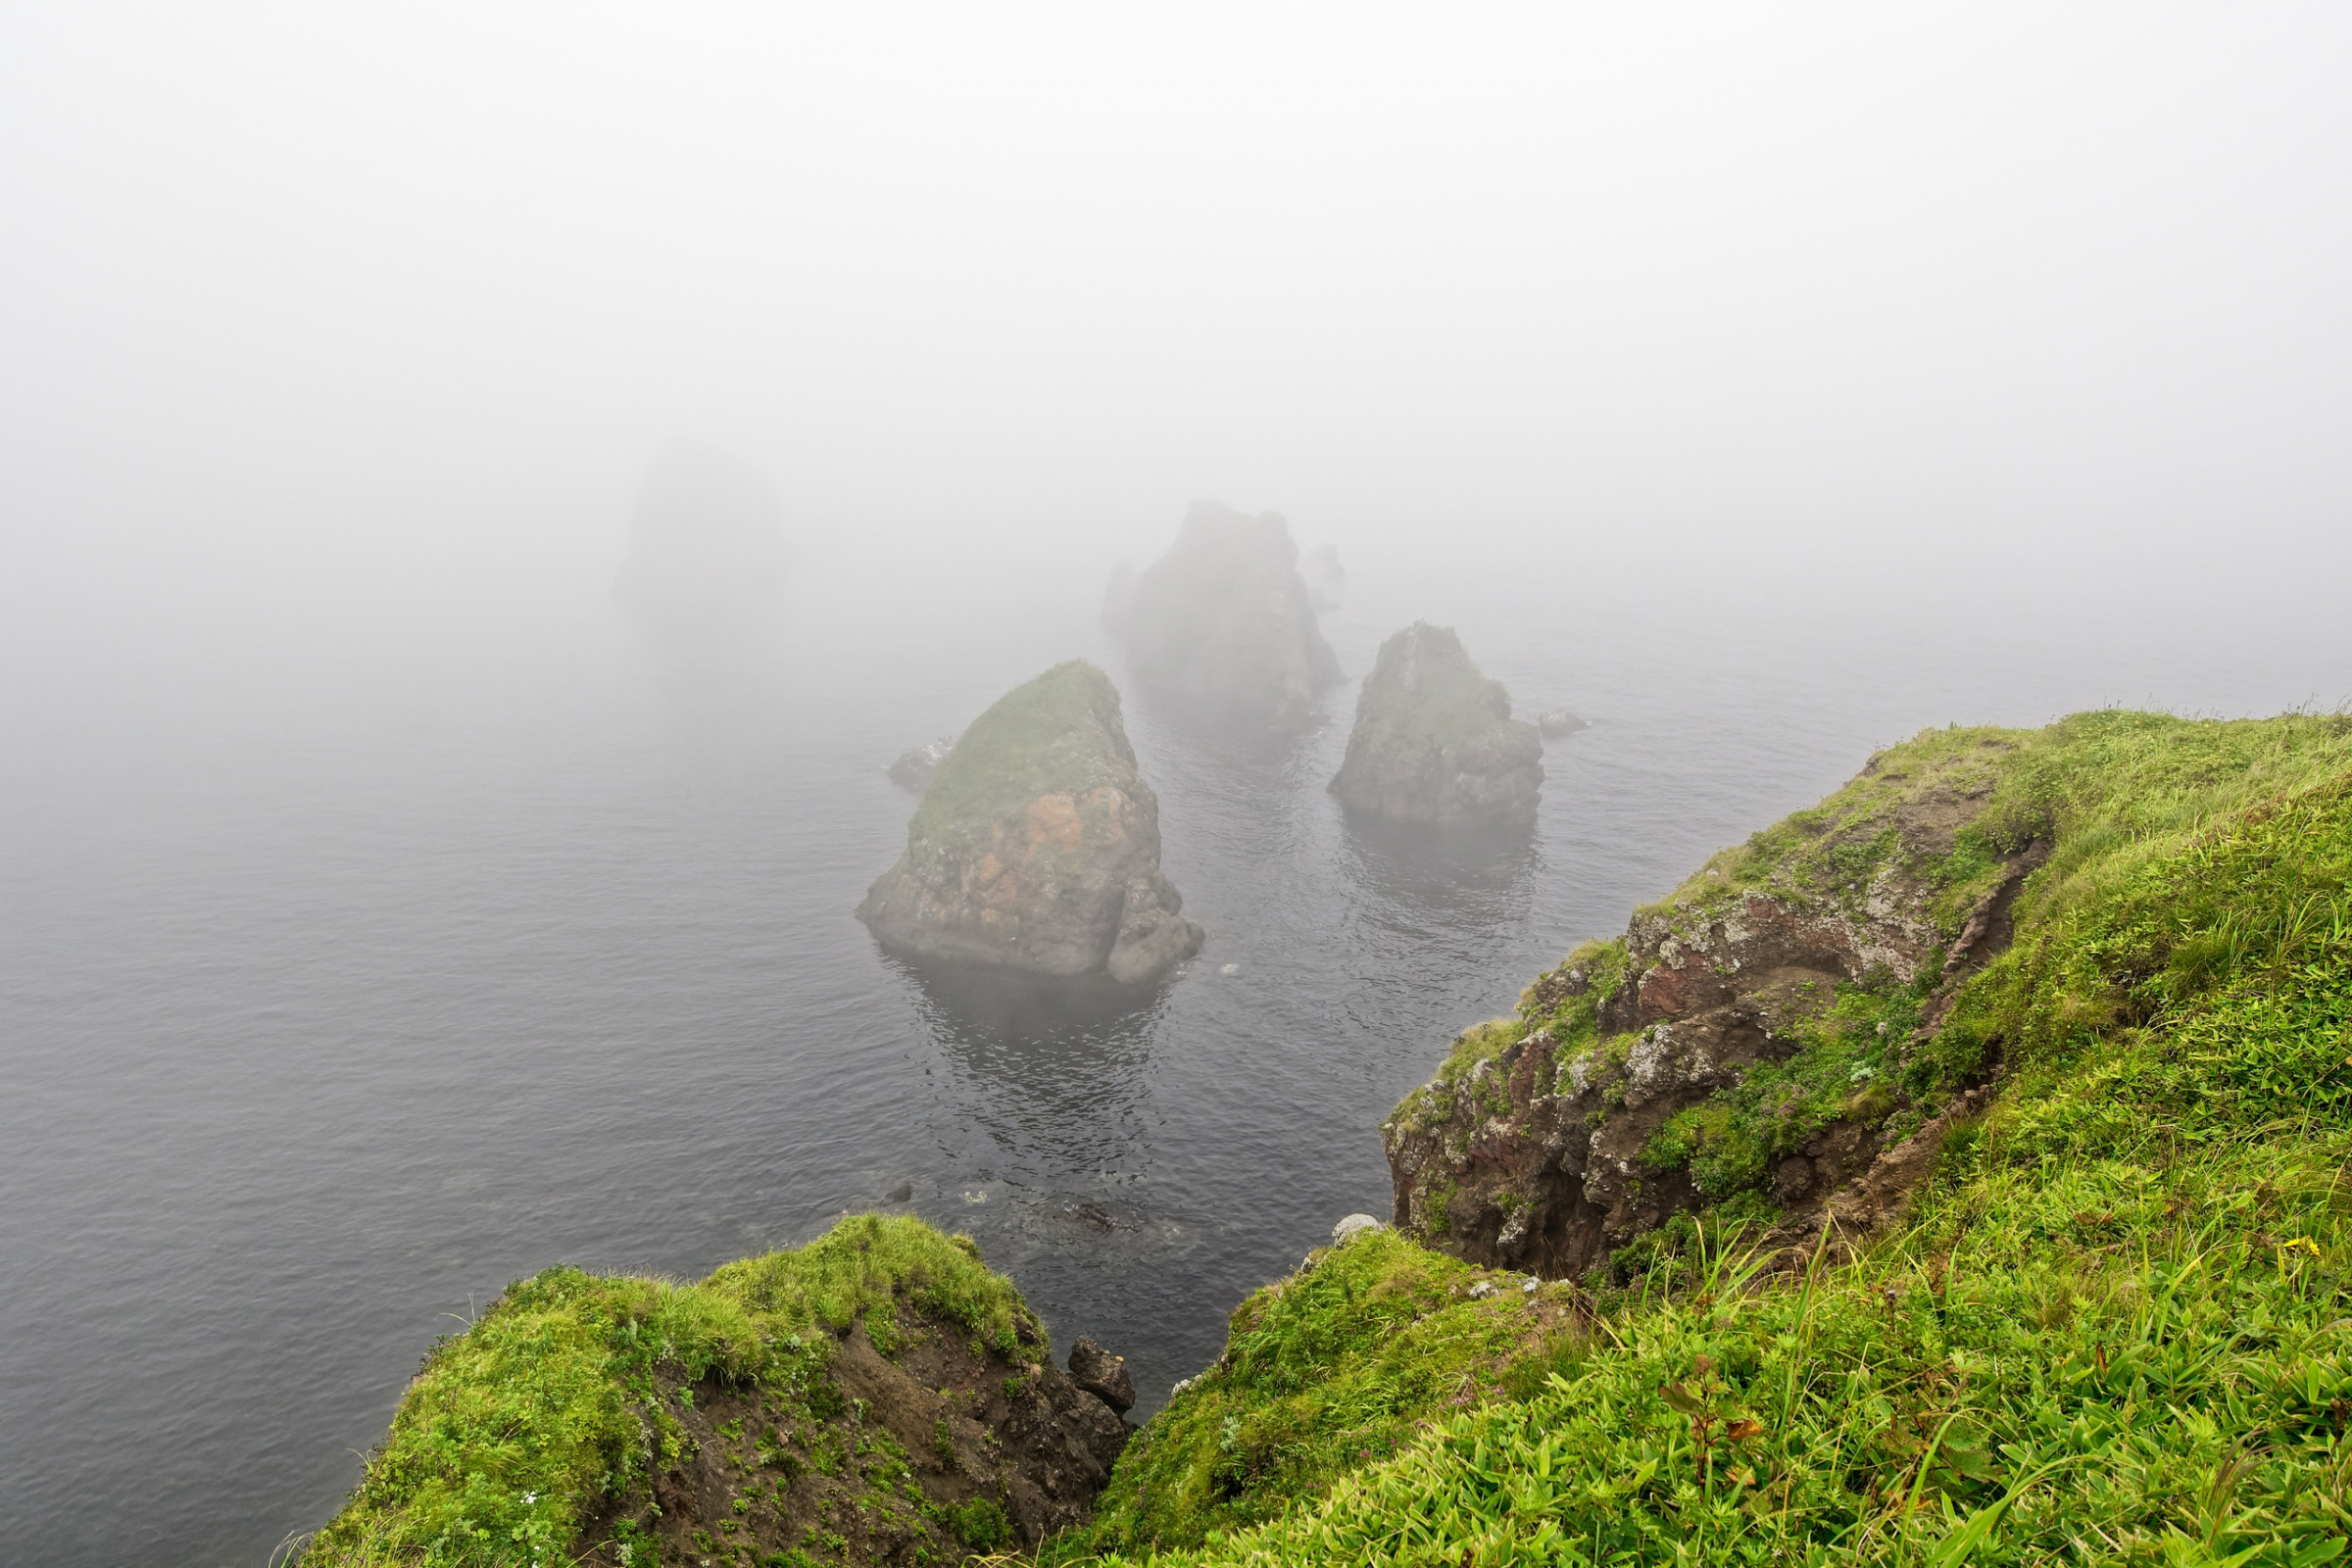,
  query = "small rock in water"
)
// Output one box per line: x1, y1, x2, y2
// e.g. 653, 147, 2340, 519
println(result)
1218, 962, 1242, 976
1537, 708, 1588, 739
887, 1181, 914, 1203
1068, 1337, 1137, 1413
886, 737, 956, 793
1331, 1213, 1387, 1246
